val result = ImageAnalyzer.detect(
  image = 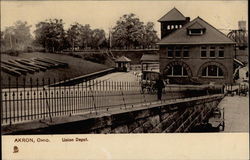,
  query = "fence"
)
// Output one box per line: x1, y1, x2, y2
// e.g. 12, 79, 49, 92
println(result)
1, 77, 223, 125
